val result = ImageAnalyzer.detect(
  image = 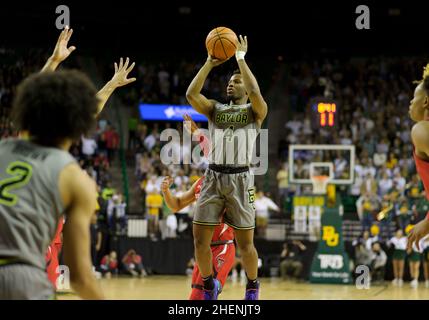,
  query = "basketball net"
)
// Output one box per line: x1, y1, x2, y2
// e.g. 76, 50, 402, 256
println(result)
311, 175, 330, 195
